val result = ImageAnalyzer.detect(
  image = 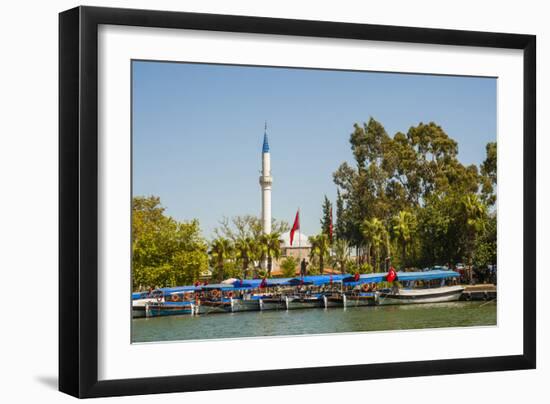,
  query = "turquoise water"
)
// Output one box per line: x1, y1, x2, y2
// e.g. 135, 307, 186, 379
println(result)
132, 301, 496, 343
